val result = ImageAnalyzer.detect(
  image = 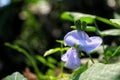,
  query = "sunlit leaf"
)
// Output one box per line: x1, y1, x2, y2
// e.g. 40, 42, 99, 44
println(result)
4, 72, 27, 80
100, 29, 120, 36
70, 26, 77, 29
44, 48, 61, 57
79, 63, 120, 80
61, 12, 120, 28
110, 19, 120, 26
61, 12, 74, 22
61, 12, 95, 24
56, 40, 64, 44
44, 47, 69, 57
79, 17, 95, 24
